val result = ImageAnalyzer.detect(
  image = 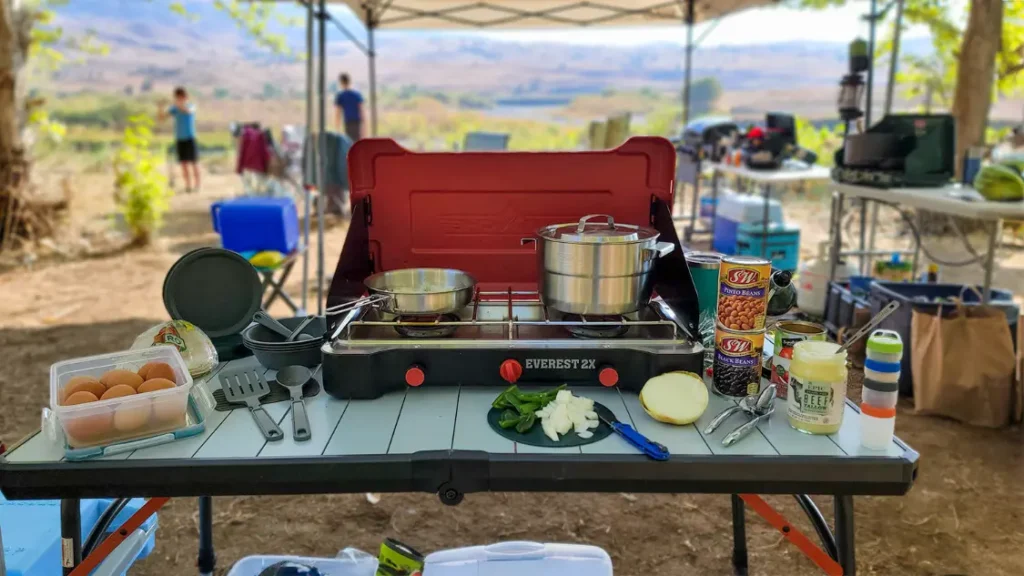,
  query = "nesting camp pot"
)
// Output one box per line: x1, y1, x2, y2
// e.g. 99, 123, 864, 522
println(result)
530, 214, 675, 315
